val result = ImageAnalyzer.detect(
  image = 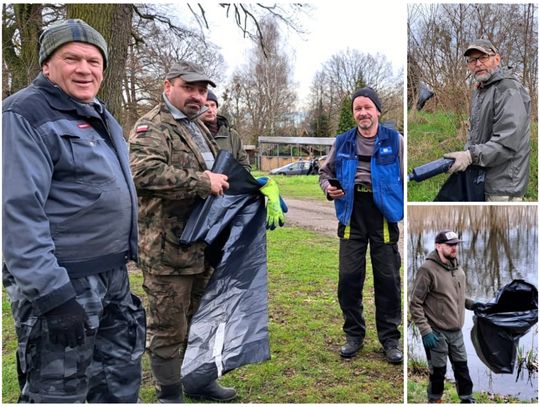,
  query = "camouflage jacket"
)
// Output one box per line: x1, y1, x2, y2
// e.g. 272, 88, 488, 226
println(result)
129, 100, 218, 275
